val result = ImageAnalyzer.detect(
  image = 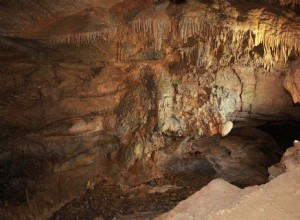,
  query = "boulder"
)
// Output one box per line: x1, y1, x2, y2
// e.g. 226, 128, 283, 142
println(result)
156, 146, 300, 220
269, 140, 300, 179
